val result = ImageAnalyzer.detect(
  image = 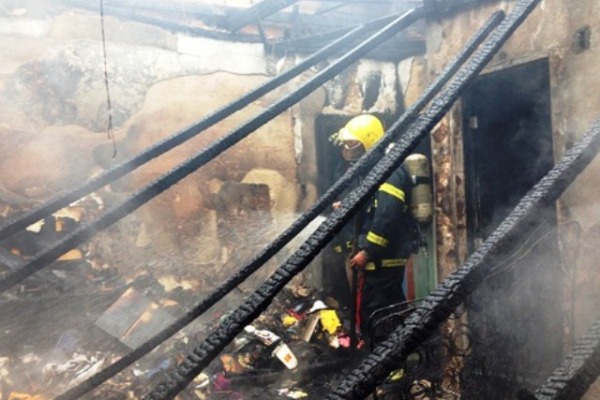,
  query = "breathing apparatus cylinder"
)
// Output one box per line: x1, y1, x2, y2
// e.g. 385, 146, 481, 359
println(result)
405, 153, 433, 227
